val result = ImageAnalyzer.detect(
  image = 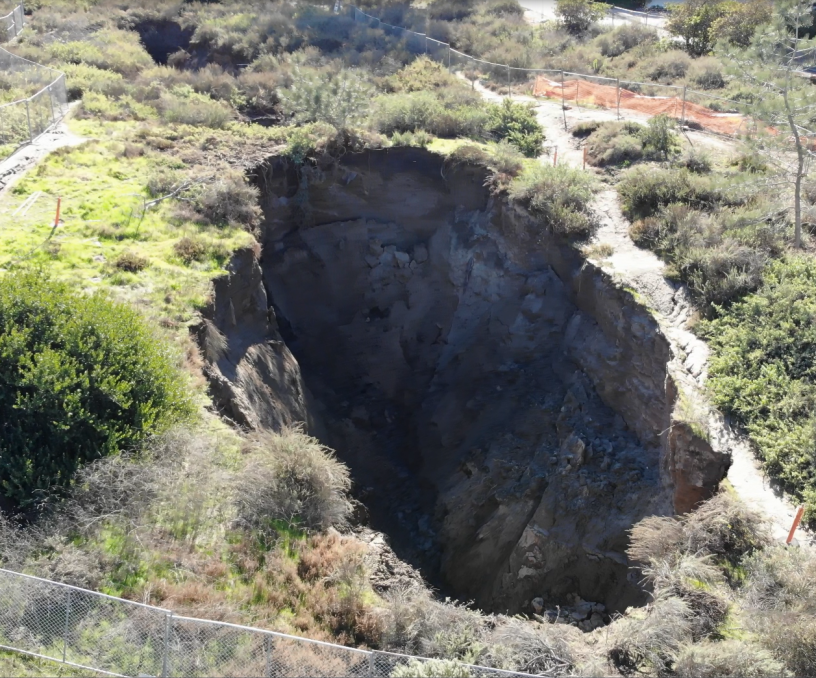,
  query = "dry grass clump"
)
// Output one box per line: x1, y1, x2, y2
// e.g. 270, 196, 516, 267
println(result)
196, 171, 262, 228
608, 594, 692, 675
173, 236, 208, 264
234, 427, 354, 536
674, 639, 788, 677
113, 250, 149, 272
